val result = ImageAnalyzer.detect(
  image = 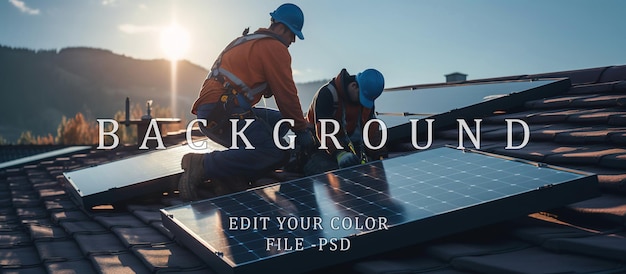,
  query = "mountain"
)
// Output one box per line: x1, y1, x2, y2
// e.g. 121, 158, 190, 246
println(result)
0, 45, 327, 142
